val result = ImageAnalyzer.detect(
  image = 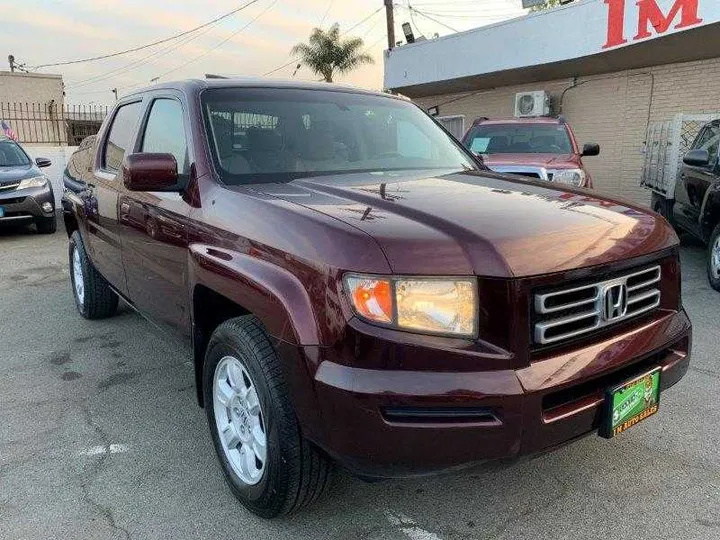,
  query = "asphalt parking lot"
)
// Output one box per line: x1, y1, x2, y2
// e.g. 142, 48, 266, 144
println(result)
1, 221, 719, 540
